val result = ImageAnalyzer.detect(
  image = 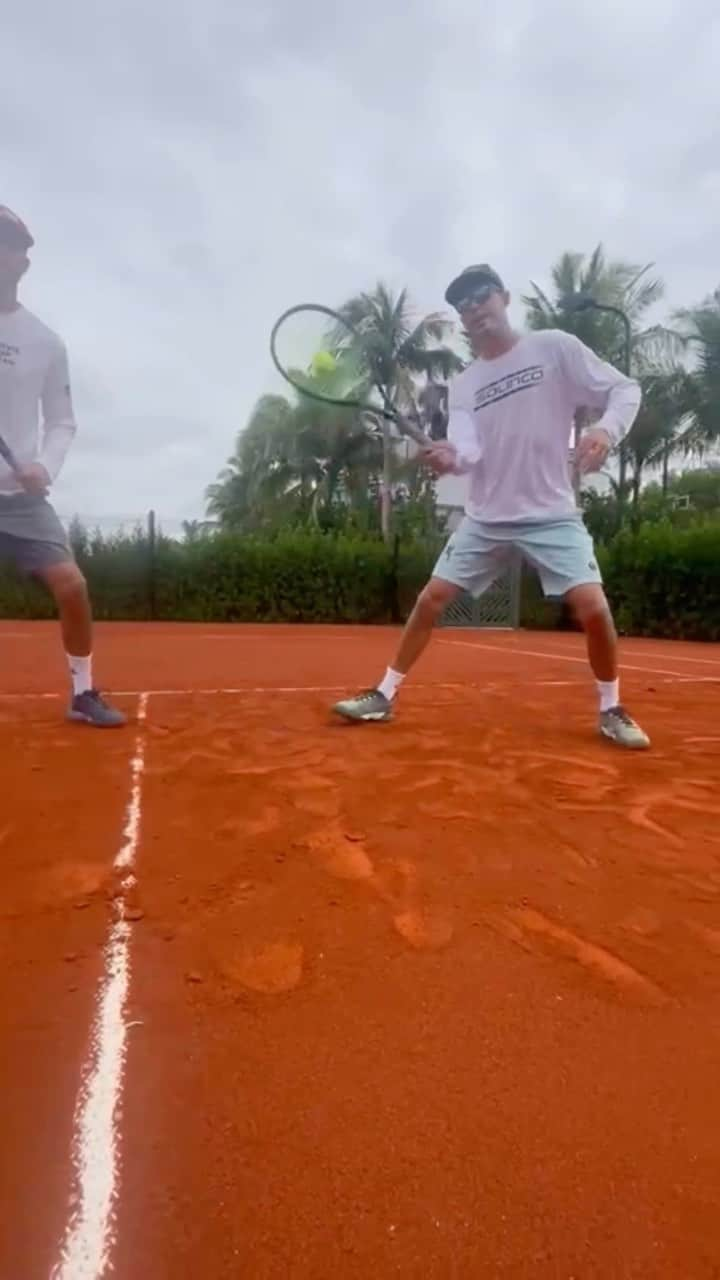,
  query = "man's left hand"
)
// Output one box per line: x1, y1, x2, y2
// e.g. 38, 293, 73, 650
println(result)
575, 427, 612, 475
18, 463, 51, 496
